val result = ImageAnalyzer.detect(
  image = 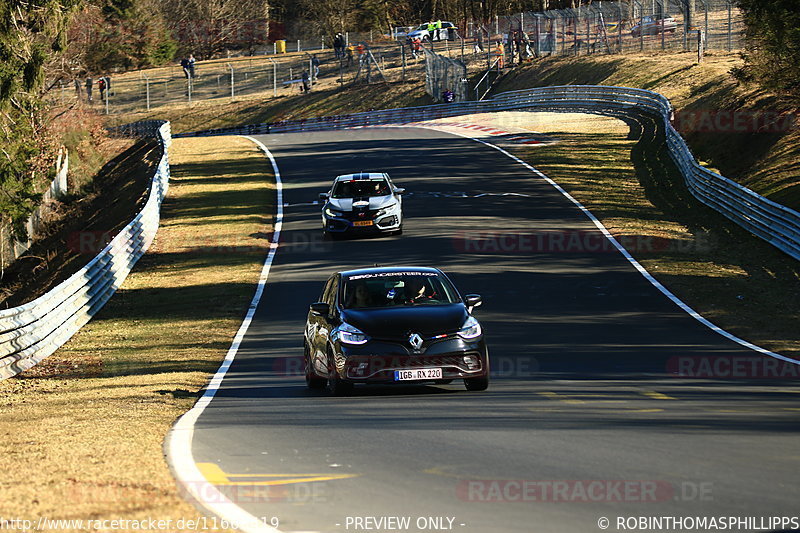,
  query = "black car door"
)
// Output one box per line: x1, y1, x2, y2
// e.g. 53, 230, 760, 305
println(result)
312, 275, 339, 375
